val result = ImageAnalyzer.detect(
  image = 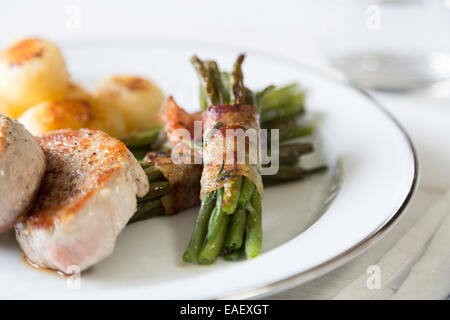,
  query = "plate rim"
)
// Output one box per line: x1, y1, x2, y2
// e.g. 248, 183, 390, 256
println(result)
218, 52, 419, 299
222, 92, 418, 298
3, 37, 418, 299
